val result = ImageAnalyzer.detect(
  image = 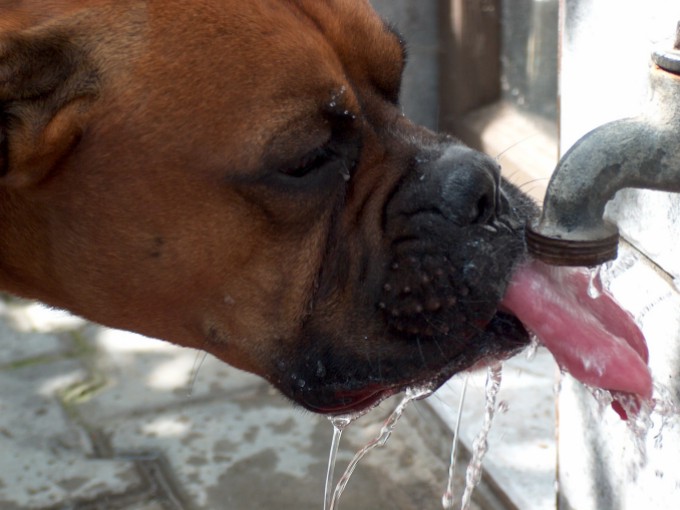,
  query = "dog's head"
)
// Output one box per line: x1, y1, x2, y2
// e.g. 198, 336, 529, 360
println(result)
0, 0, 534, 413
